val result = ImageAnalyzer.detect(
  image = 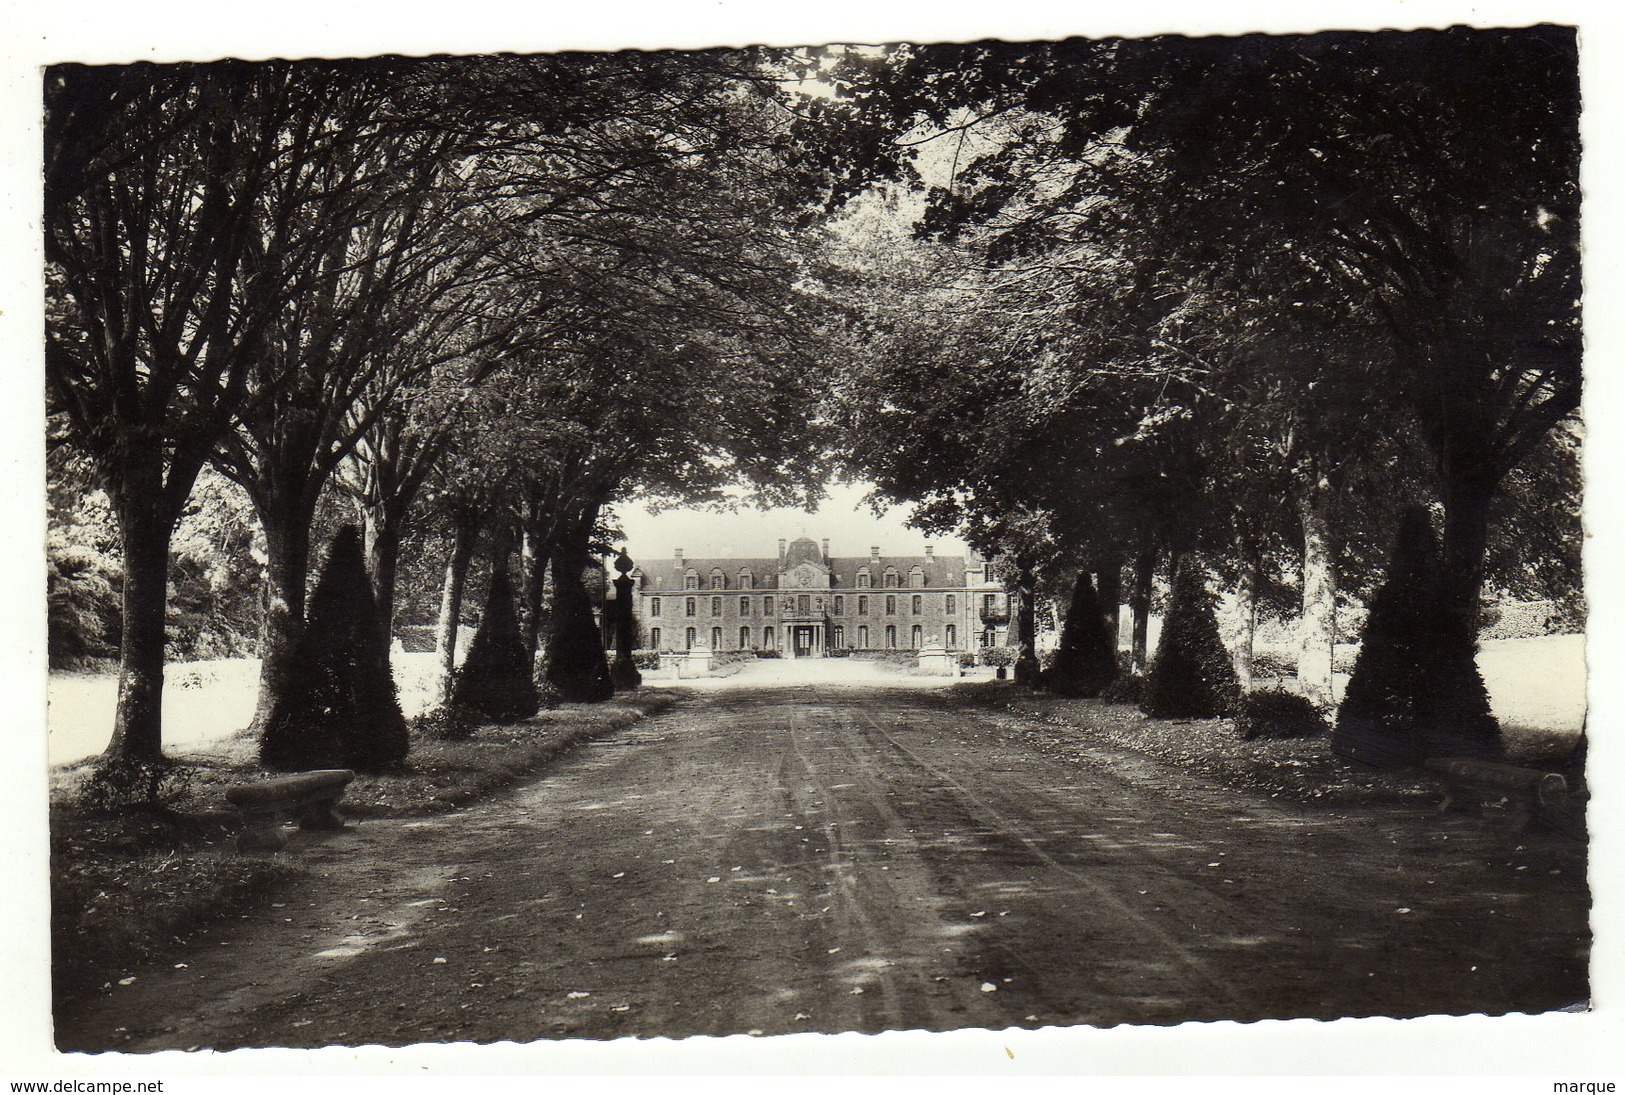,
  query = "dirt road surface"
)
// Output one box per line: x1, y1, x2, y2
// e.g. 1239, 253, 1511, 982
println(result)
57, 663, 1589, 1053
